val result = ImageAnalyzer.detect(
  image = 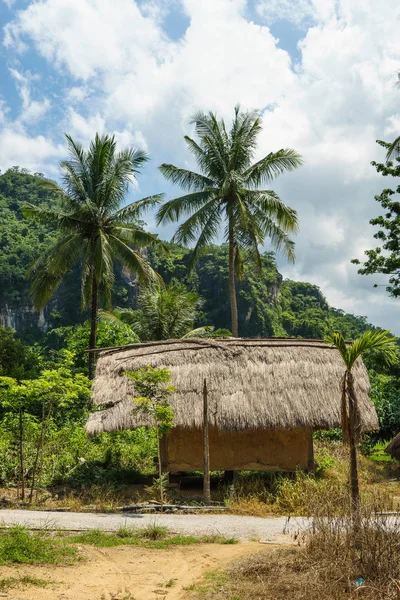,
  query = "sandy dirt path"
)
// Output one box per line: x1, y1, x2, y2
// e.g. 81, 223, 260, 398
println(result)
0, 542, 260, 600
